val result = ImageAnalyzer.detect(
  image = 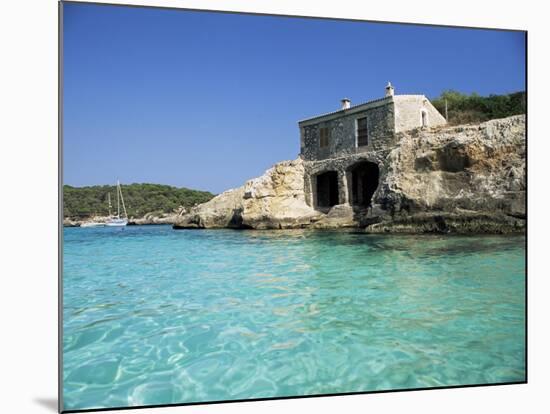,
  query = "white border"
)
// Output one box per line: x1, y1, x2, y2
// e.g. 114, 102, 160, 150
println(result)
2, 1, 549, 413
